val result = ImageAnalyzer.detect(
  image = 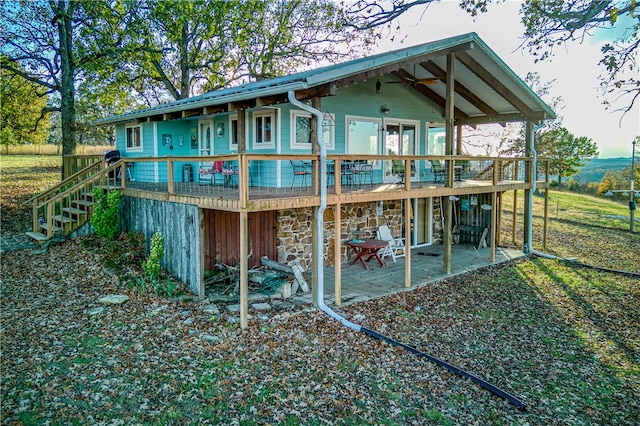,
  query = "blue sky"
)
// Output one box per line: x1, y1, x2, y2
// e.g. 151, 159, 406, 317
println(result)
371, 0, 639, 158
